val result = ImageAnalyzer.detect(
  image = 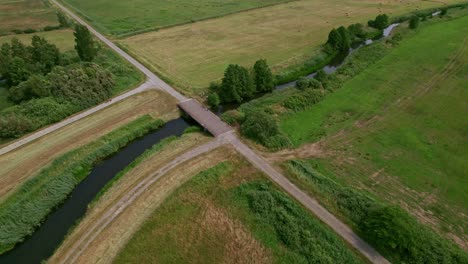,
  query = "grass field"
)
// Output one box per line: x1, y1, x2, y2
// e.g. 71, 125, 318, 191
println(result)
0, 29, 75, 51
119, 0, 459, 96
0, 90, 178, 202
0, 0, 58, 35
60, 0, 291, 36
279, 15, 468, 244
114, 157, 364, 263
